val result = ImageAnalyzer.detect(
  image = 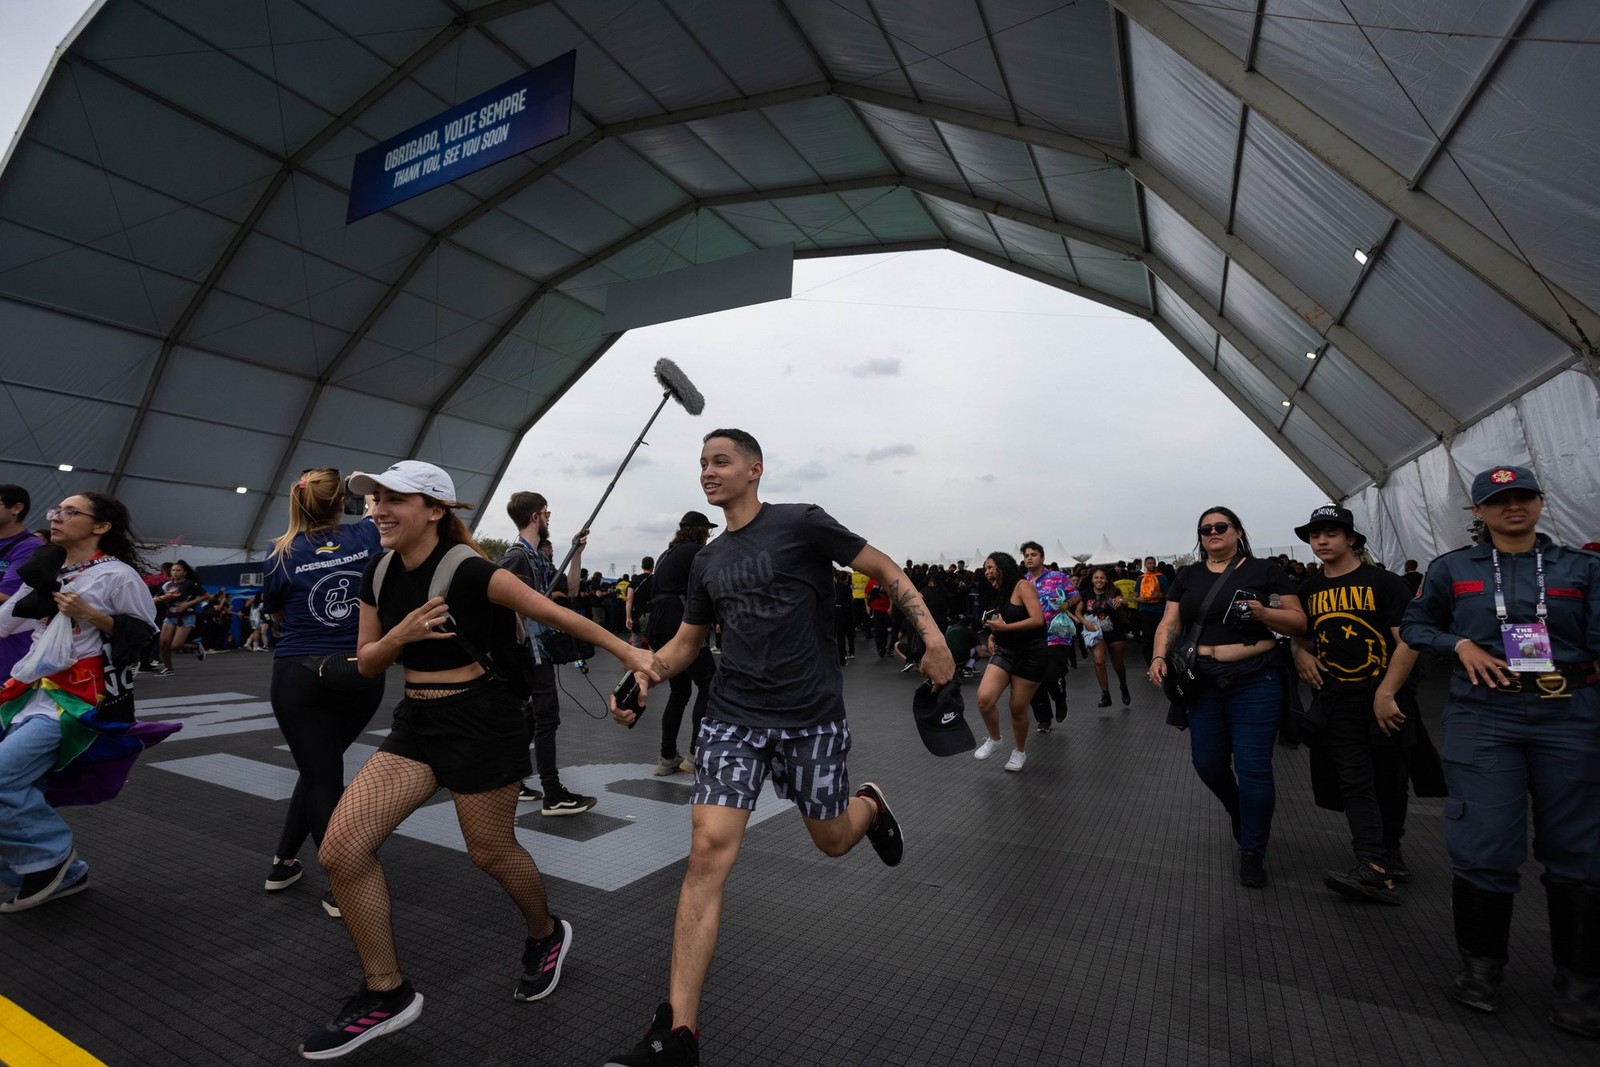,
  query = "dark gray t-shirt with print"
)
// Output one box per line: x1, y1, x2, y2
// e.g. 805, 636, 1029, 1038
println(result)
684, 502, 868, 728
